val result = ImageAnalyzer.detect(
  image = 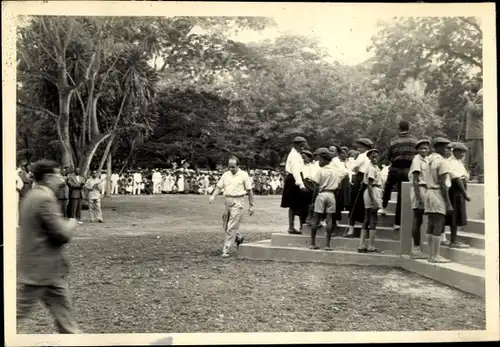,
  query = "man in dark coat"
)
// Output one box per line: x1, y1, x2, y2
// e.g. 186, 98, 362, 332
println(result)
17, 159, 82, 333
